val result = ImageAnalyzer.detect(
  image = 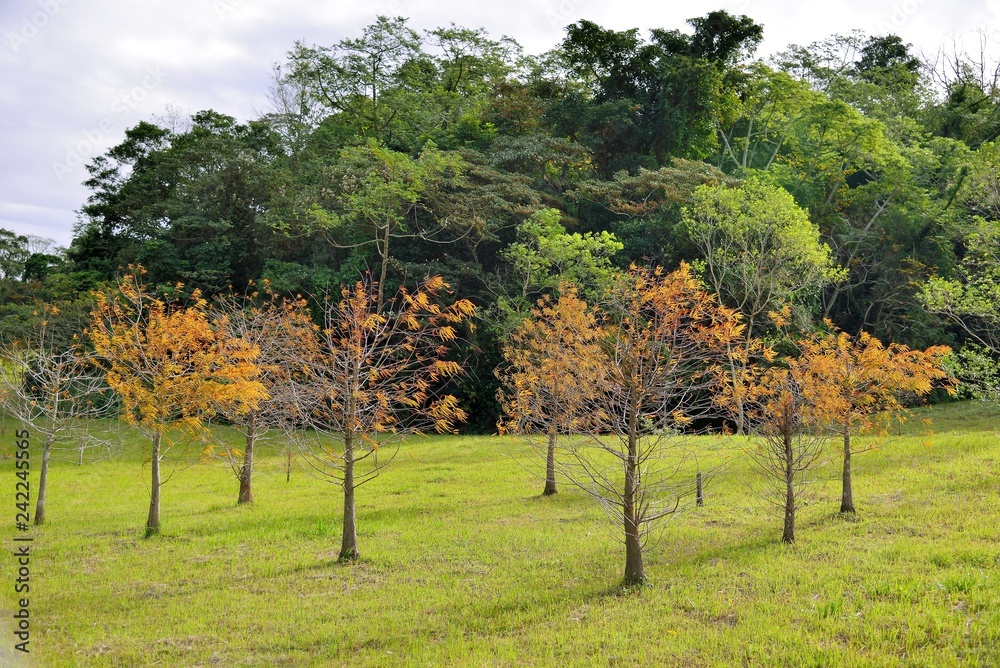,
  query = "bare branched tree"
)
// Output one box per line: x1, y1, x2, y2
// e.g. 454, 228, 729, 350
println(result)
0, 306, 113, 525
924, 30, 1000, 99
209, 288, 318, 504
740, 362, 831, 544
